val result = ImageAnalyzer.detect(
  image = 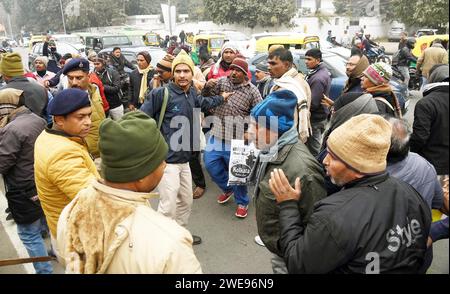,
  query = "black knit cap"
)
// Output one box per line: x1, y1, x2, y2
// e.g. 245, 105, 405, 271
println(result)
305, 48, 322, 61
